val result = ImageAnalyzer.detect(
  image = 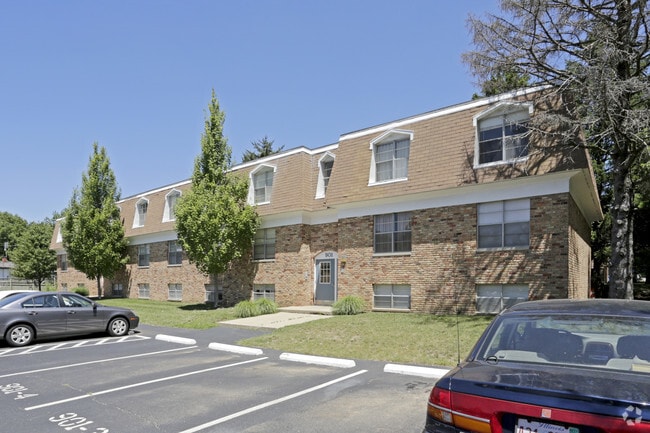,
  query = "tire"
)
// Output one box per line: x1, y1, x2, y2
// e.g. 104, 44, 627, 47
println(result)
107, 317, 129, 337
5, 324, 35, 347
